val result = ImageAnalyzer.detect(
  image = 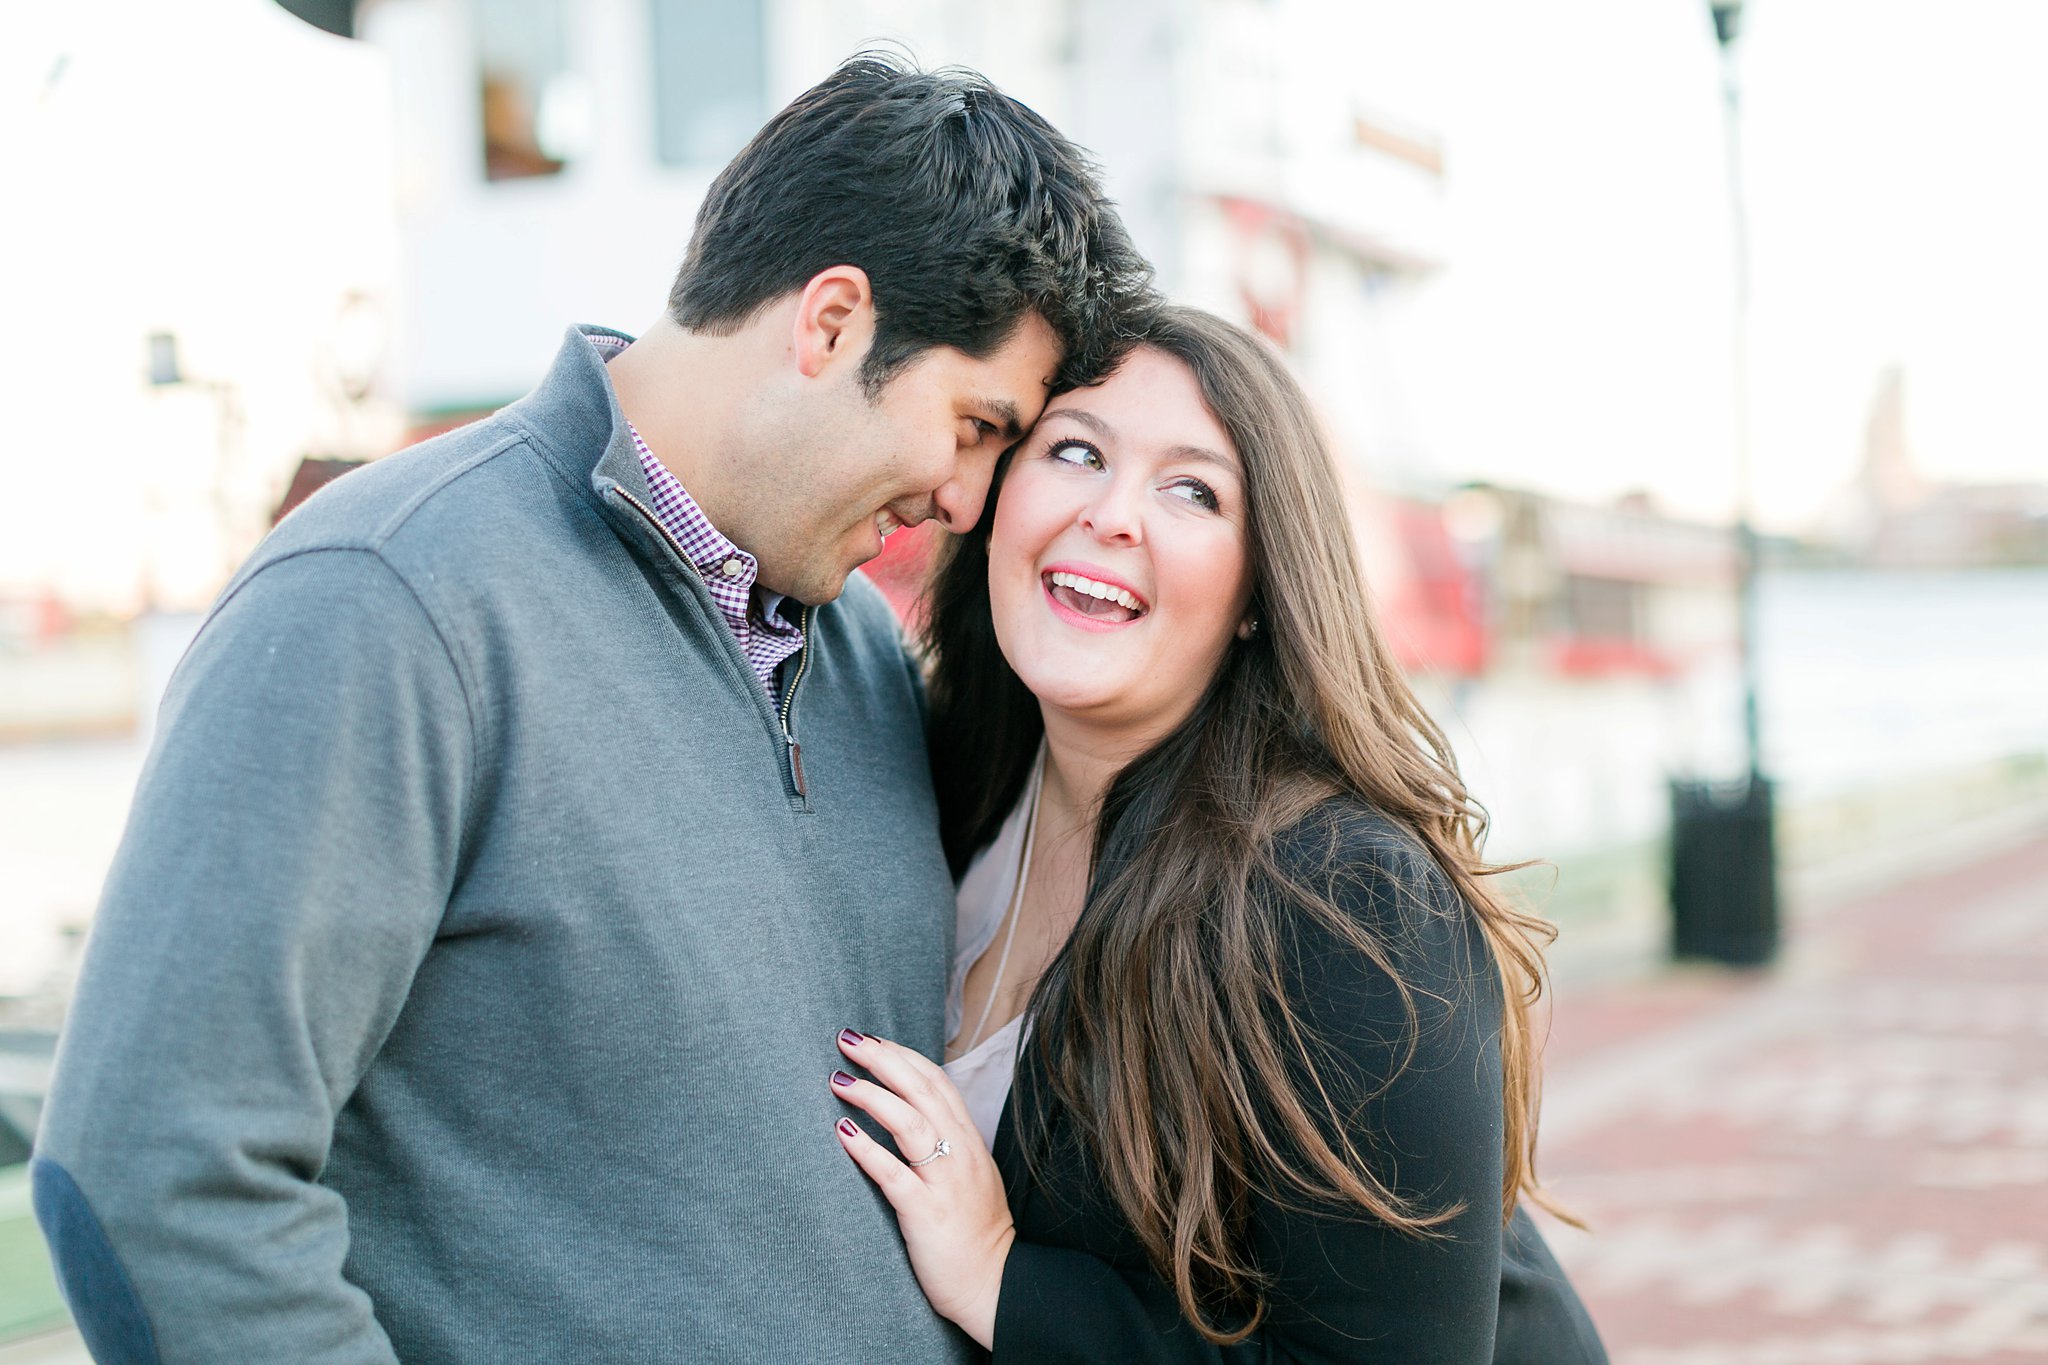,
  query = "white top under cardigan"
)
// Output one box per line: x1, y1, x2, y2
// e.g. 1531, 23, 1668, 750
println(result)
941, 750, 1045, 1148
